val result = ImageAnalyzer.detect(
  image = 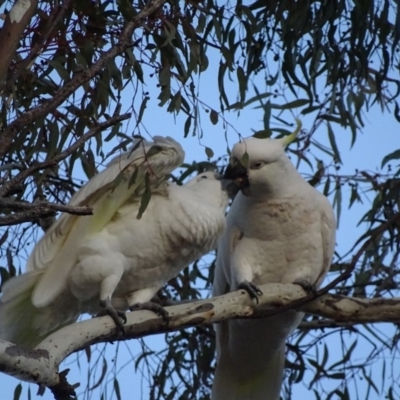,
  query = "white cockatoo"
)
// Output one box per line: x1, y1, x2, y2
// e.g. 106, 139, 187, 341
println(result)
212, 124, 336, 400
0, 136, 230, 347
